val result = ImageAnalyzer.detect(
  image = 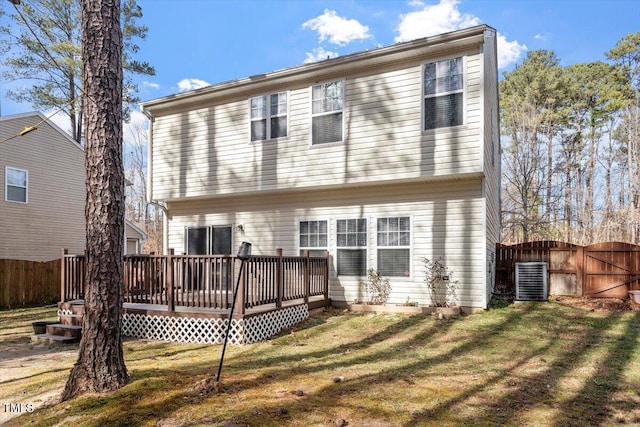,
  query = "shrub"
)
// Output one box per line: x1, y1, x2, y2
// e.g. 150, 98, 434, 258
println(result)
423, 257, 459, 307
361, 269, 391, 304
